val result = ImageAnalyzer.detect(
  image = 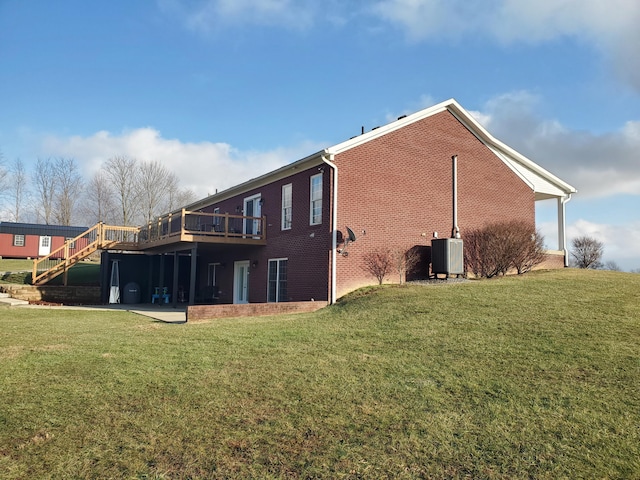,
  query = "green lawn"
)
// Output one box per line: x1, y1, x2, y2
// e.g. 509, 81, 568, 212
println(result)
0, 259, 100, 285
1, 269, 638, 479
0, 258, 33, 273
